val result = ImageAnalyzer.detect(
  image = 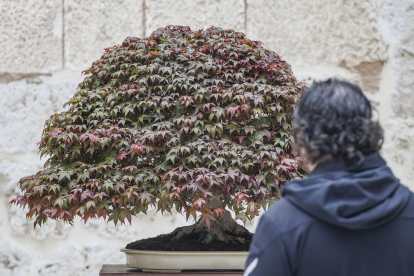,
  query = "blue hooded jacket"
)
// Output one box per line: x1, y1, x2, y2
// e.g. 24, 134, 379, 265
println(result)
245, 153, 413, 276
